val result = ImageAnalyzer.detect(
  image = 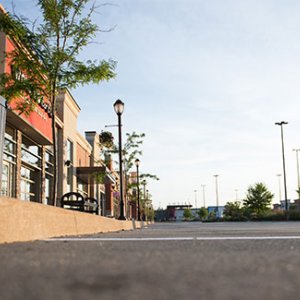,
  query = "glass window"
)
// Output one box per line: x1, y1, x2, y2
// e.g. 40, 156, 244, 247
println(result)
2, 126, 16, 197
66, 139, 73, 162
77, 179, 88, 197
1, 164, 9, 196
44, 147, 53, 205
20, 166, 35, 201
45, 176, 53, 205
20, 165, 41, 202
21, 136, 41, 168
45, 149, 54, 175
66, 139, 73, 192
3, 125, 16, 162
